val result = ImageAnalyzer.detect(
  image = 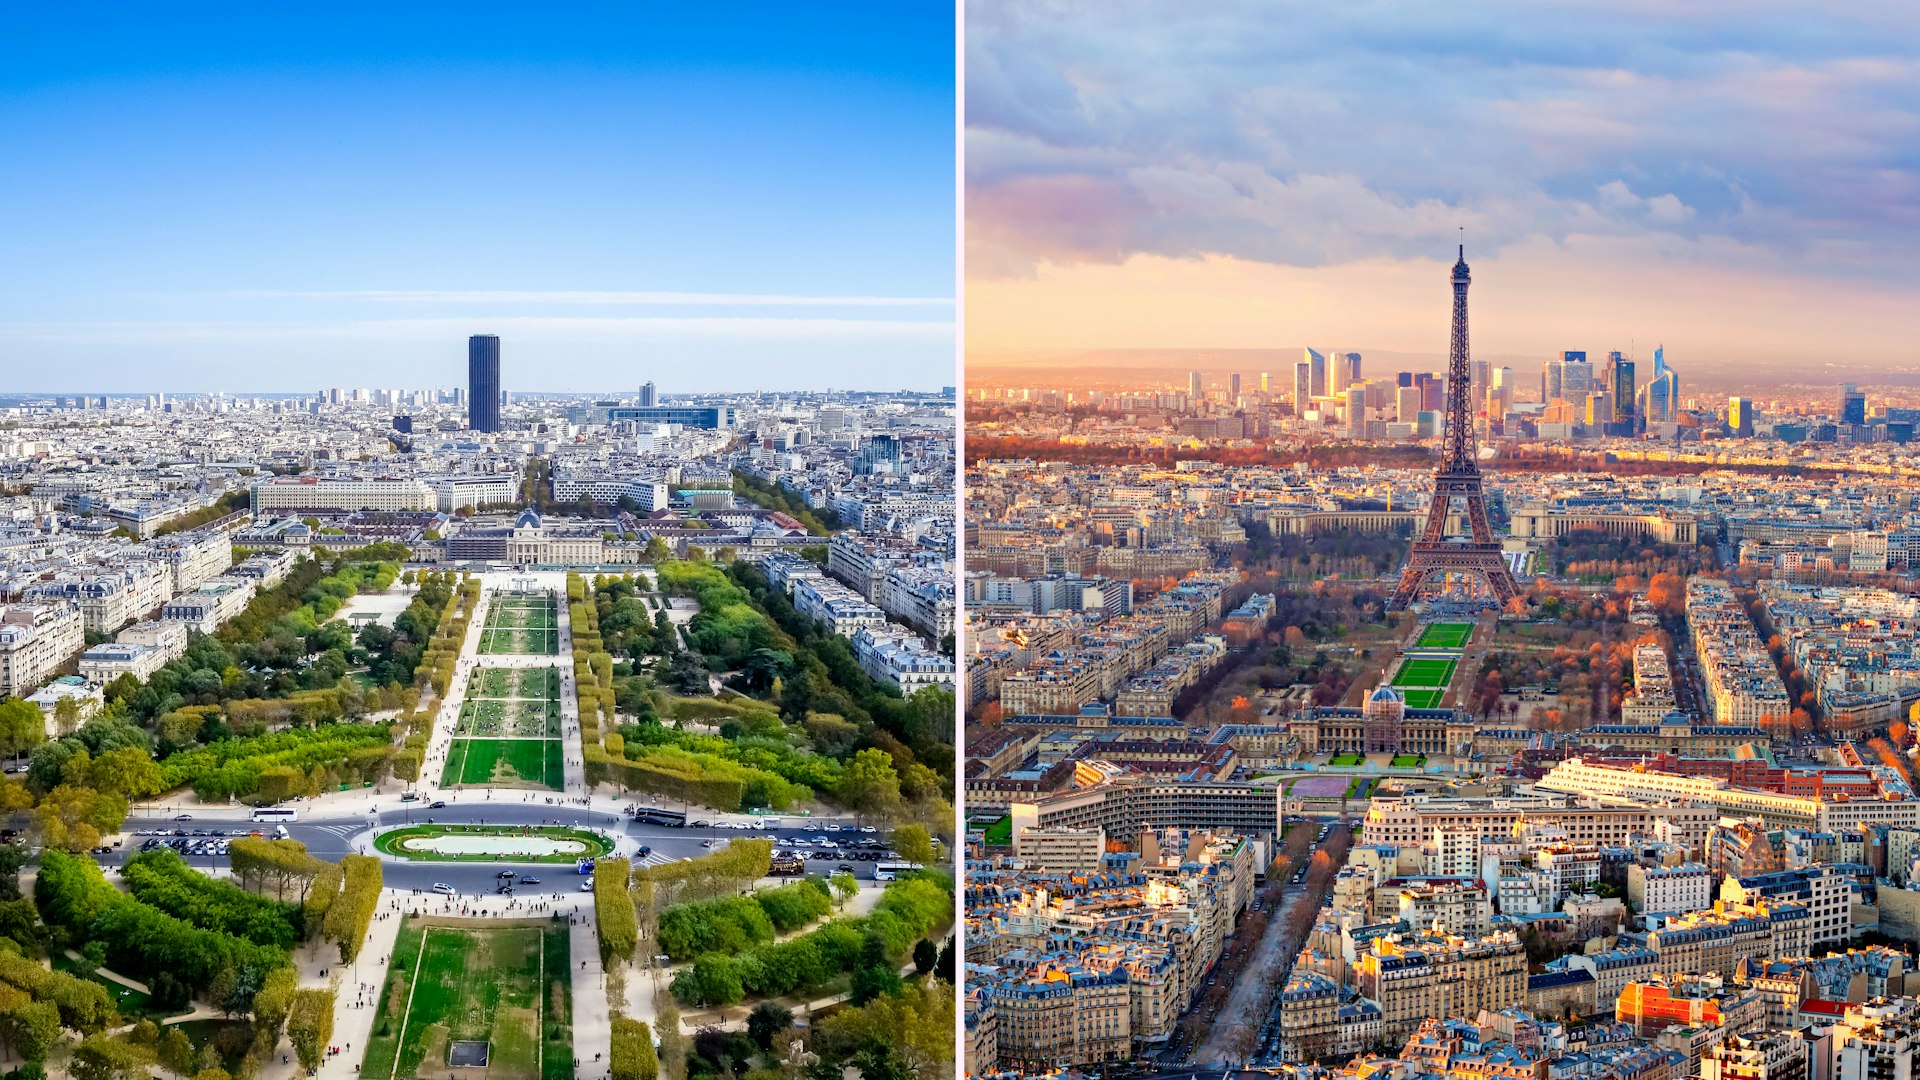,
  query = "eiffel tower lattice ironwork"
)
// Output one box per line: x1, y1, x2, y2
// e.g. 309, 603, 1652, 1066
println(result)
1388, 243, 1521, 610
